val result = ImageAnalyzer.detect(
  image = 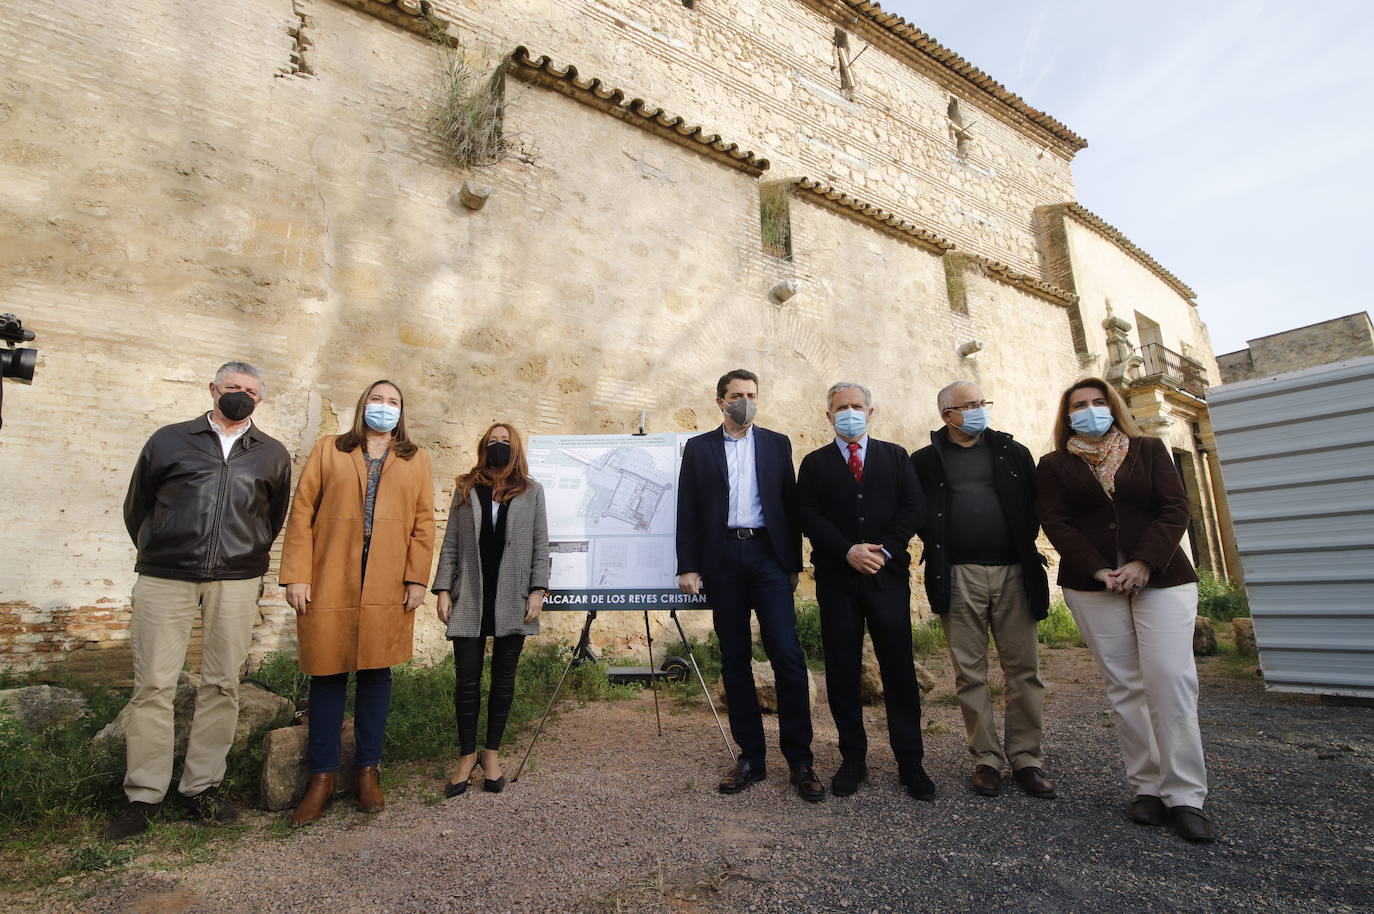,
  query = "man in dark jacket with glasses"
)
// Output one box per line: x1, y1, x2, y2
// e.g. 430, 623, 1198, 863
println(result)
911, 381, 1054, 801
